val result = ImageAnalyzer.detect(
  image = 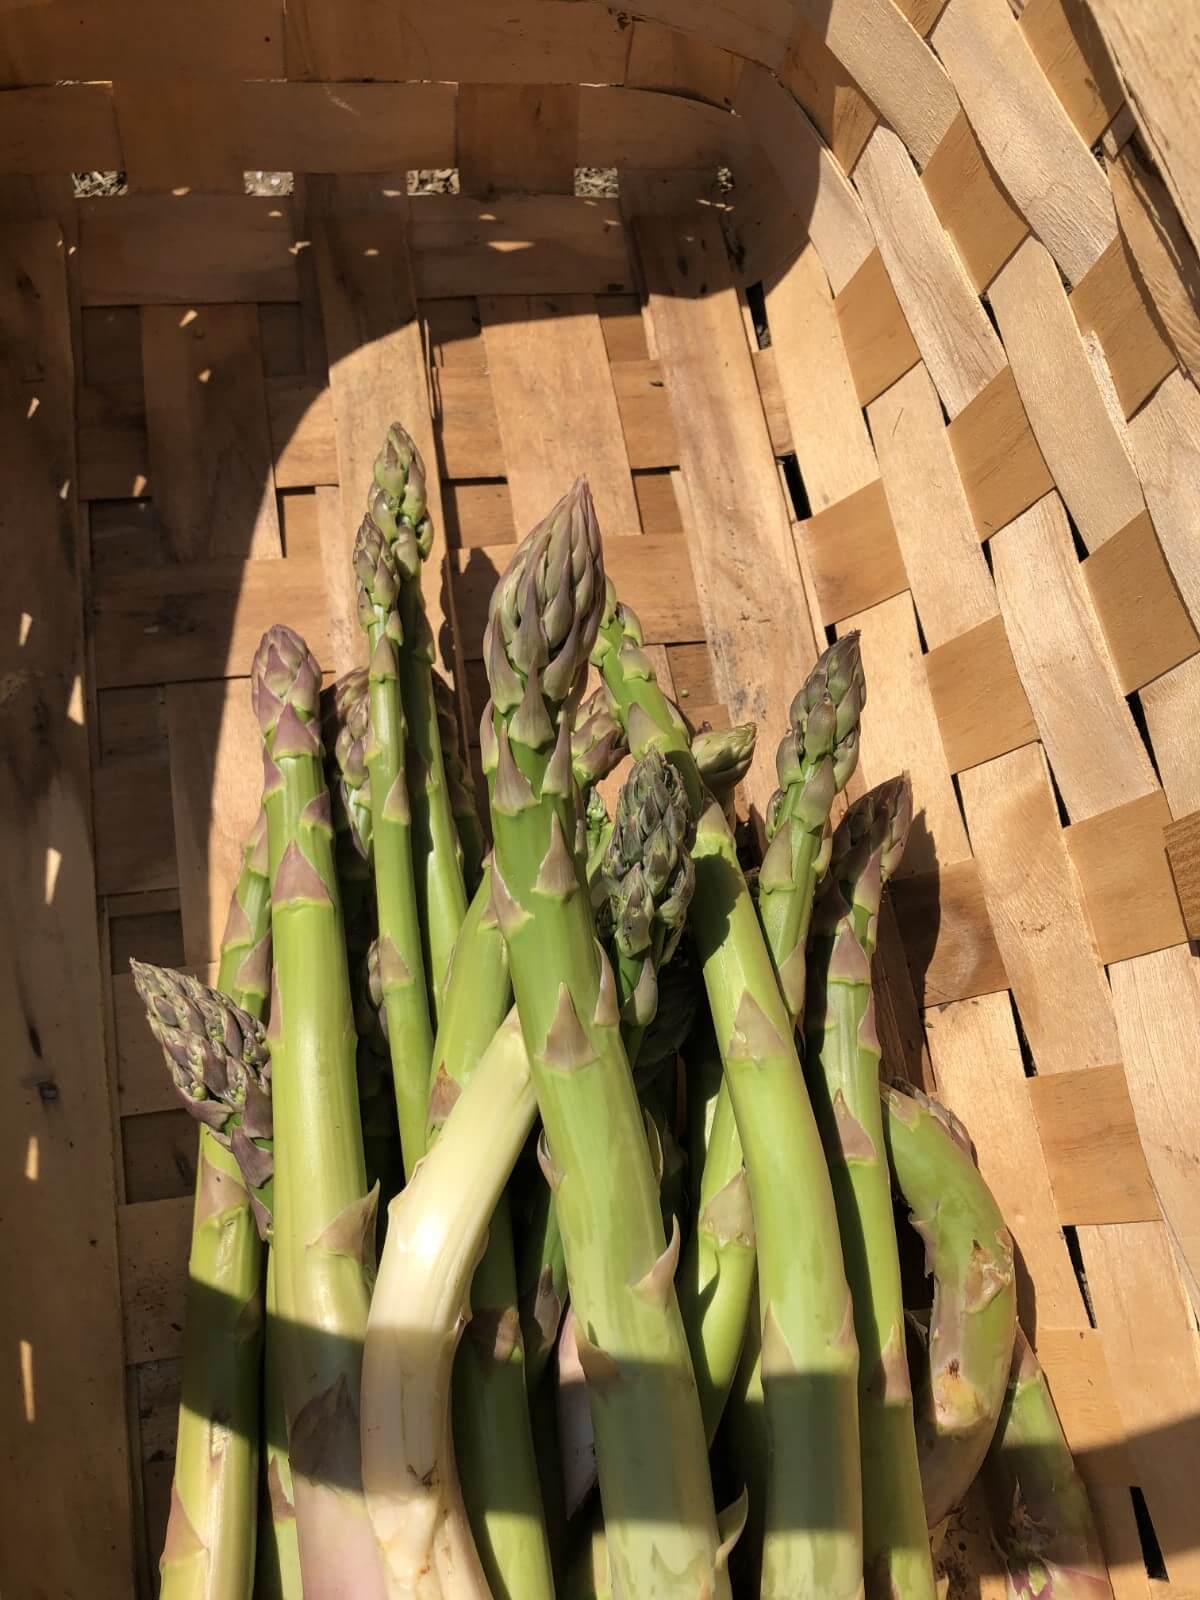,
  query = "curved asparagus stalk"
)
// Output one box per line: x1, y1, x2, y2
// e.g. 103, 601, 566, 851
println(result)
251, 625, 386, 1600
425, 871, 553, 1600
759, 633, 864, 1024
131, 954, 269, 1600
880, 1084, 1017, 1525
353, 516, 436, 1179
370, 424, 469, 1010
691, 722, 756, 824
432, 670, 486, 895
362, 1010, 536, 1599
804, 779, 935, 1600
983, 1330, 1112, 1600
482, 481, 730, 1599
